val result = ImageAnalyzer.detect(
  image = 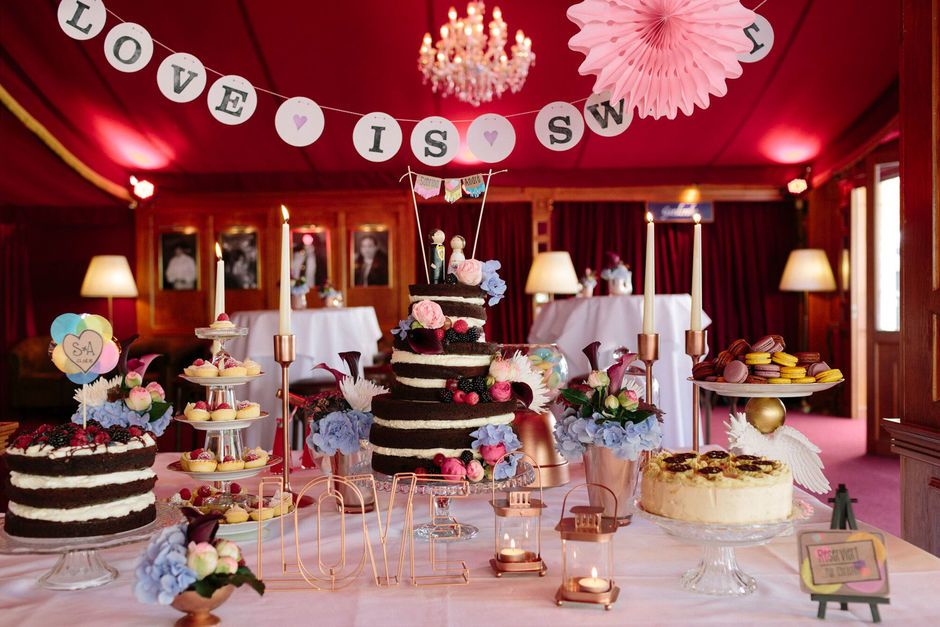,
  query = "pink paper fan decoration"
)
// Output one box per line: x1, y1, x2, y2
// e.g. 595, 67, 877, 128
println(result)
568, 0, 756, 120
